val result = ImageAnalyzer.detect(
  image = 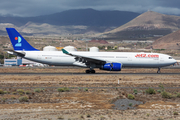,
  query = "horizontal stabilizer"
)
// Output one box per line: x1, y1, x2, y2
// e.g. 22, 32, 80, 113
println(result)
6, 49, 25, 57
